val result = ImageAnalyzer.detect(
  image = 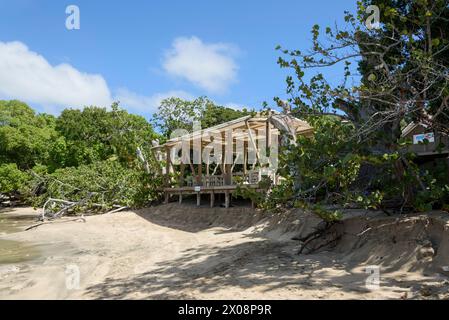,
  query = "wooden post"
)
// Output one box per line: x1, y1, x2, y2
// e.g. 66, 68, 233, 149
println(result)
210, 193, 215, 208
165, 147, 171, 187
243, 141, 248, 175
197, 142, 203, 185
225, 191, 230, 208
246, 121, 260, 170
266, 119, 271, 151
206, 152, 210, 176
198, 162, 203, 186
225, 164, 232, 185
178, 193, 183, 204
222, 131, 231, 185
196, 192, 201, 207
164, 192, 169, 204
